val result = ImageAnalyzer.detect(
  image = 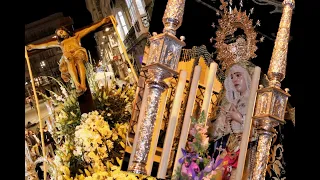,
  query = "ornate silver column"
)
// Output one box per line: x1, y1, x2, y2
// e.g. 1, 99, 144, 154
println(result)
252, 0, 294, 179
128, 0, 186, 175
